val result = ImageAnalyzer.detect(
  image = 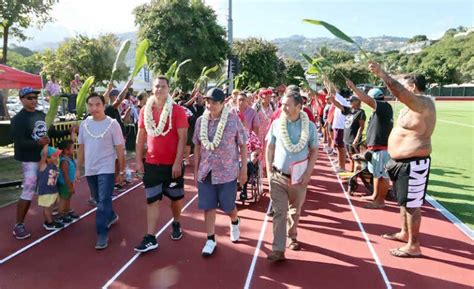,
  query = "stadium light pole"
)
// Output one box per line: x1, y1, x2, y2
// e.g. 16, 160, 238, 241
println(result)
227, 0, 234, 93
